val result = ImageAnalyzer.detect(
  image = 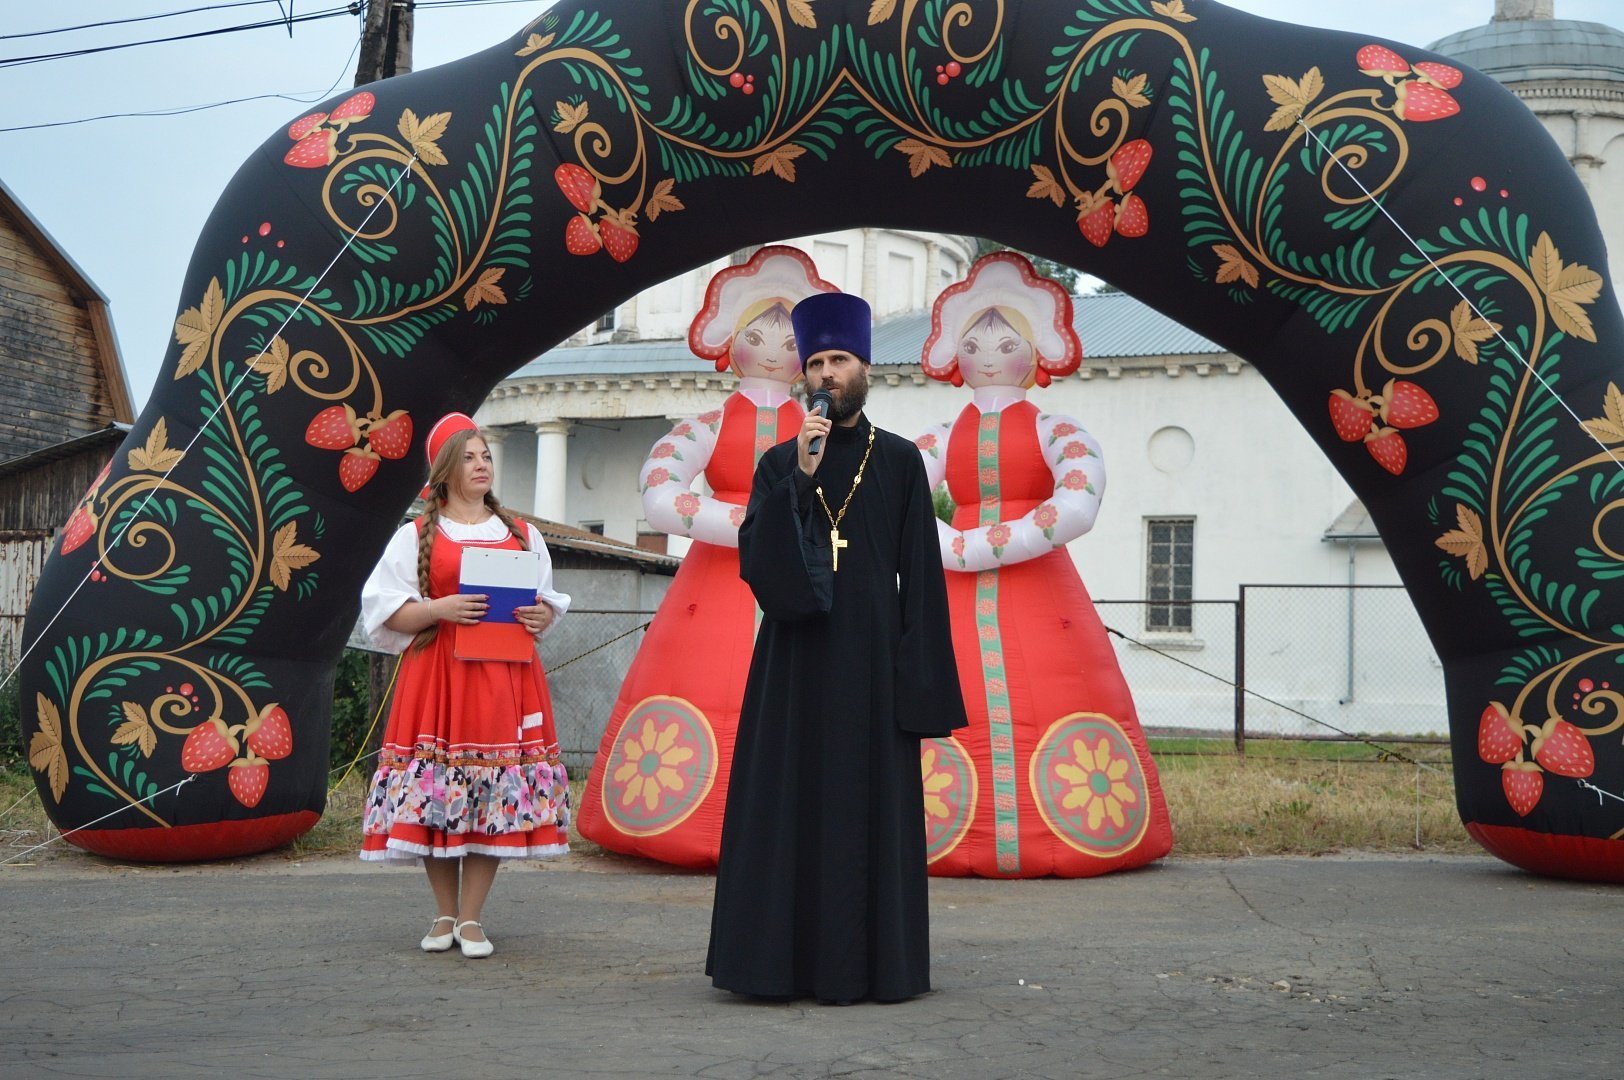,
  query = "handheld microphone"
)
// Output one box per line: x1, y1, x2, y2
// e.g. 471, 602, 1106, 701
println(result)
806, 390, 834, 456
